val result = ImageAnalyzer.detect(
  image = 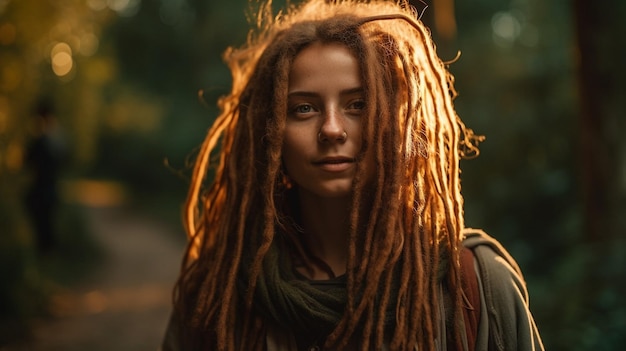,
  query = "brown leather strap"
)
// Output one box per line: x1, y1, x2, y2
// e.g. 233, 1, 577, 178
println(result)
459, 247, 480, 351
